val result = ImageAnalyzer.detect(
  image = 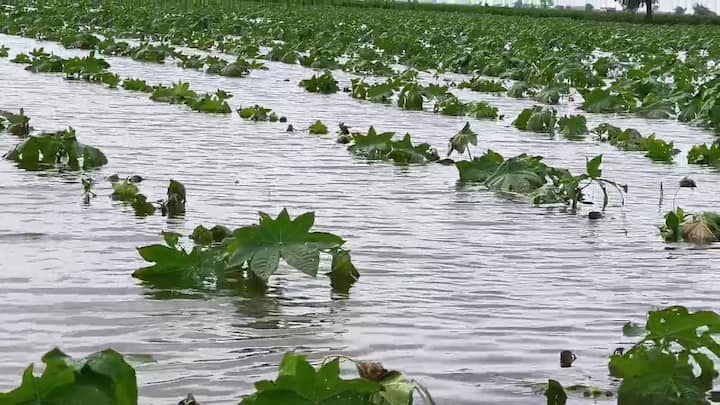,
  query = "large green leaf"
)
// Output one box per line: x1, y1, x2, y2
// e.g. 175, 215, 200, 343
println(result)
0, 349, 137, 405
484, 155, 548, 193
348, 127, 394, 160
455, 150, 504, 183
